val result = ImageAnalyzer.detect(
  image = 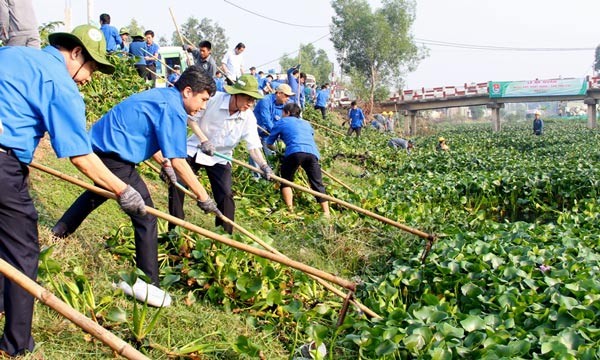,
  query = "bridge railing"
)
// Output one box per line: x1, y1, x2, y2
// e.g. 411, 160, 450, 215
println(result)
394, 76, 600, 103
